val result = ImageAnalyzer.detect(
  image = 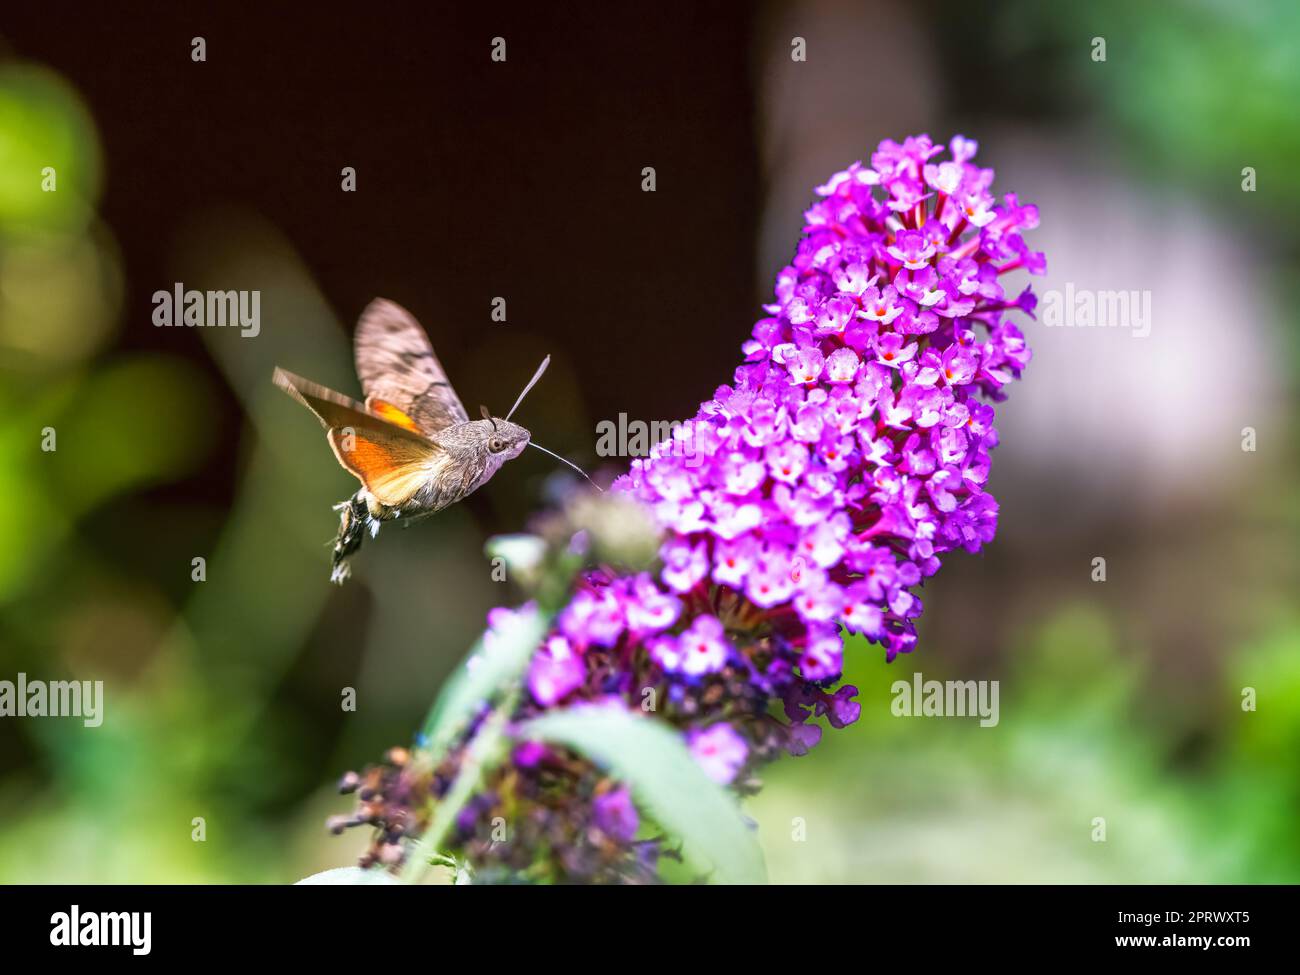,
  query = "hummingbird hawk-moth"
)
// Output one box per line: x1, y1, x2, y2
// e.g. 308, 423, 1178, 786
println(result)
274, 298, 585, 583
